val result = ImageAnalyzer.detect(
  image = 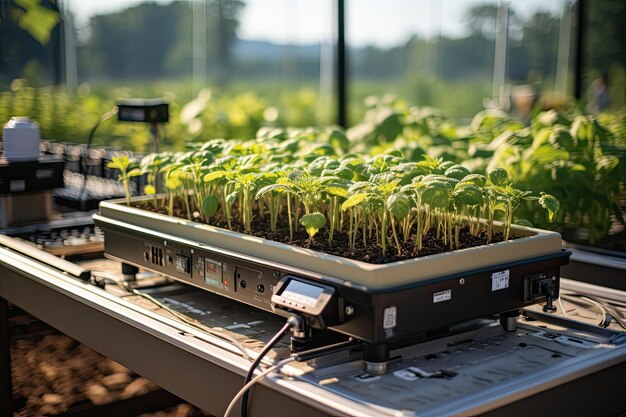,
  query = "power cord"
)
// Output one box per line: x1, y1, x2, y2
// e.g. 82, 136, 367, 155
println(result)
224, 334, 361, 417
240, 319, 293, 417
560, 291, 626, 330
78, 106, 119, 208
223, 356, 296, 417
91, 272, 361, 417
